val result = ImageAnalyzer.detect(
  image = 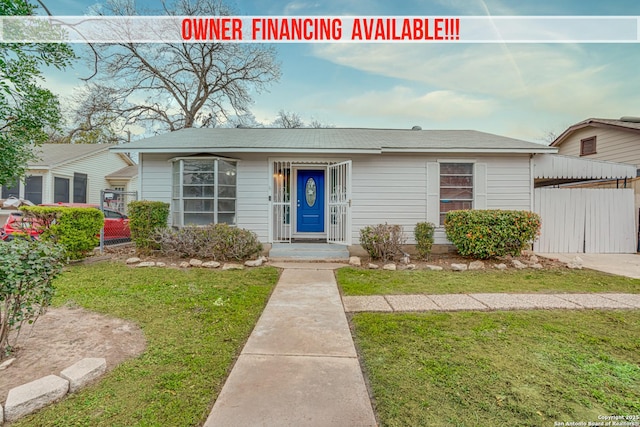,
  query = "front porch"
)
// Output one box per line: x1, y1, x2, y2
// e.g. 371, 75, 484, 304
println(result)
268, 243, 350, 261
